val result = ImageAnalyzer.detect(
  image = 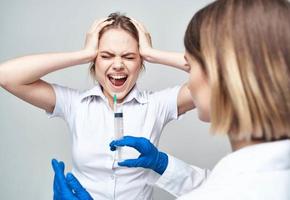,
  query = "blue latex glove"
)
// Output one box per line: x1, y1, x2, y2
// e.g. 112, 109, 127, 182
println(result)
109, 136, 168, 175
51, 159, 93, 200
